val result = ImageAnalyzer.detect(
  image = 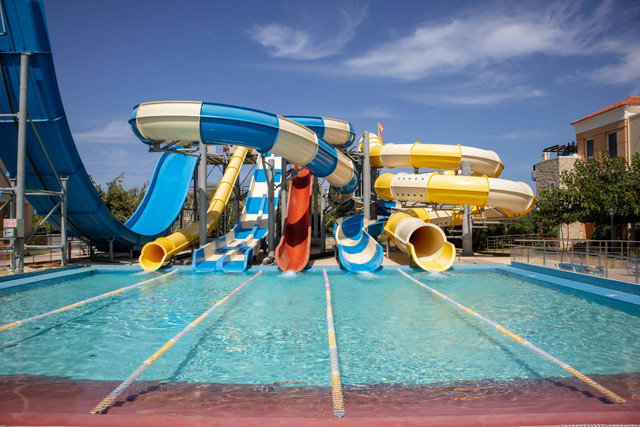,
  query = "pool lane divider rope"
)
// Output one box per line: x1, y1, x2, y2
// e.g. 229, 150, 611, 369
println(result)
397, 268, 626, 404
90, 269, 263, 415
0, 269, 178, 333
323, 268, 346, 418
